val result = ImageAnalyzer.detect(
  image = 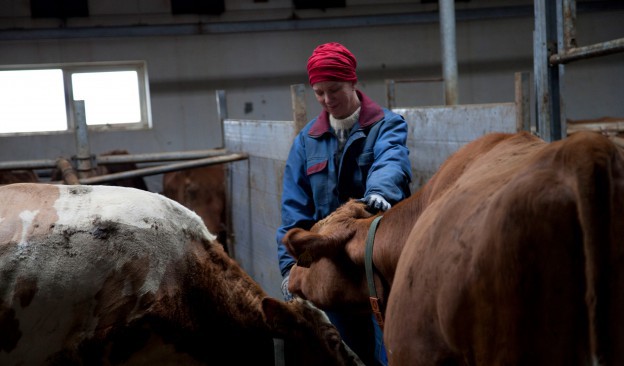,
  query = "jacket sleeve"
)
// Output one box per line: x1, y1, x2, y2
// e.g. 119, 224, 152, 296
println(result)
276, 133, 316, 277
365, 111, 412, 204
